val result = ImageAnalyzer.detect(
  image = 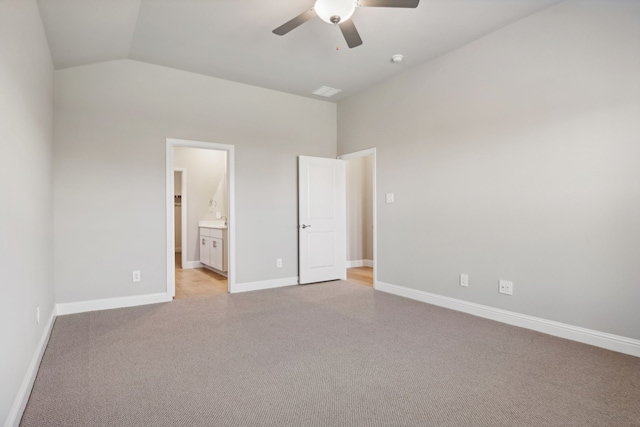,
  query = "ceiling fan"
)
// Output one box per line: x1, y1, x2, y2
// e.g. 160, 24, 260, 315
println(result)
272, 0, 420, 49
